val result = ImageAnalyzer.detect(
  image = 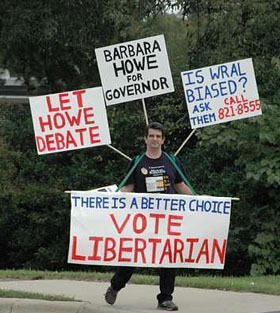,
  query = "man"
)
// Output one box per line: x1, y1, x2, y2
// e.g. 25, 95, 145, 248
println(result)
105, 122, 193, 311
